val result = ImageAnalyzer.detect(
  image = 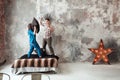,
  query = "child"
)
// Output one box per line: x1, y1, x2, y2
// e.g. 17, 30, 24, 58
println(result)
27, 23, 42, 58
40, 18, 55, 55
